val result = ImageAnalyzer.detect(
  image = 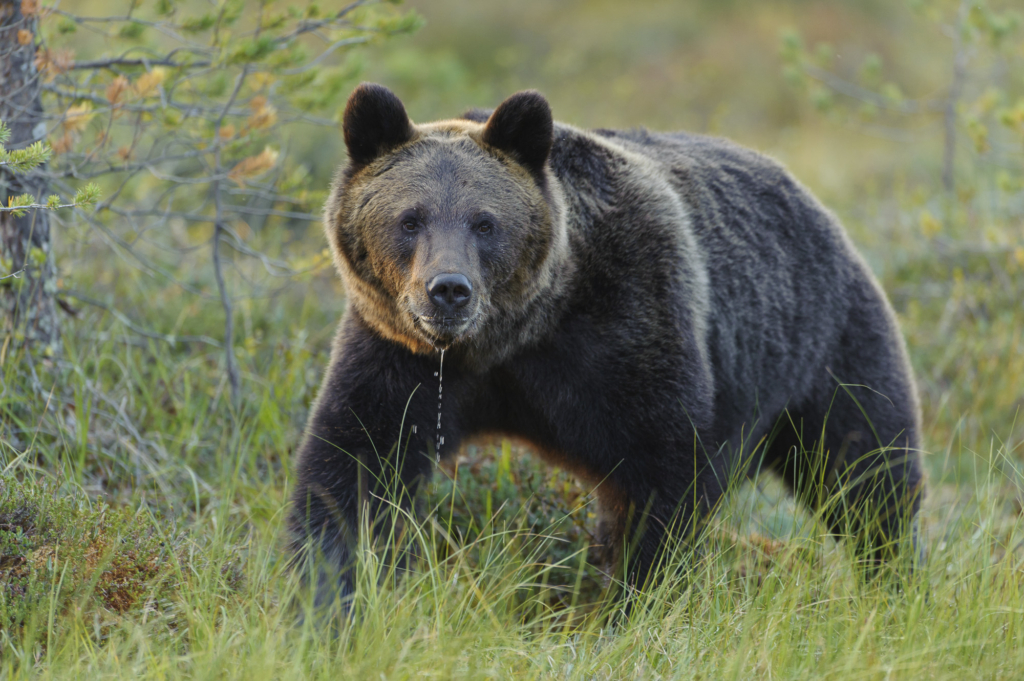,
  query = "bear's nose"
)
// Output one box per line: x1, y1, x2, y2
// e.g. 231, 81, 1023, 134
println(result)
426, 273, 473, 312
